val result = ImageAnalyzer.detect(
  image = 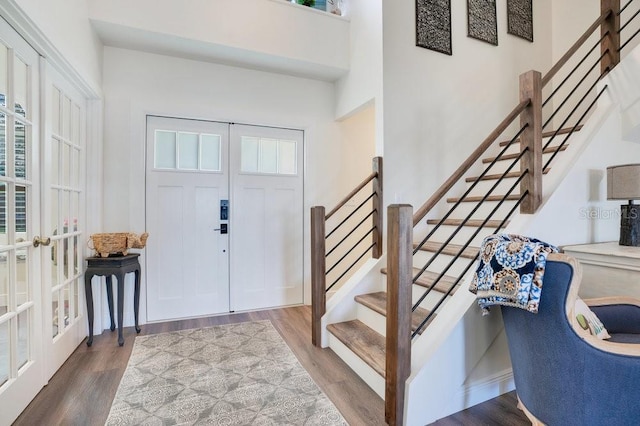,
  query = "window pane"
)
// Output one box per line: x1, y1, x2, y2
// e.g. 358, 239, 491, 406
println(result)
241, 137, 259, 173
17, 310, 28, 370
15, 120, 26, 179
200, 134, 221, 171
177, 132, 198, 170
15, 185, 26, 235
0, 320, 8, 386
0, 44, 7, 108
278, 140, 297, 175
51, 138, 59, 185
14, 57, 27, 118
52, 87, 60, 136
52, 291, 59, 338
0, 113, 6, 177
261, 138, 278, 174
16, 248, 28, 309
155, 131, 176, 169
